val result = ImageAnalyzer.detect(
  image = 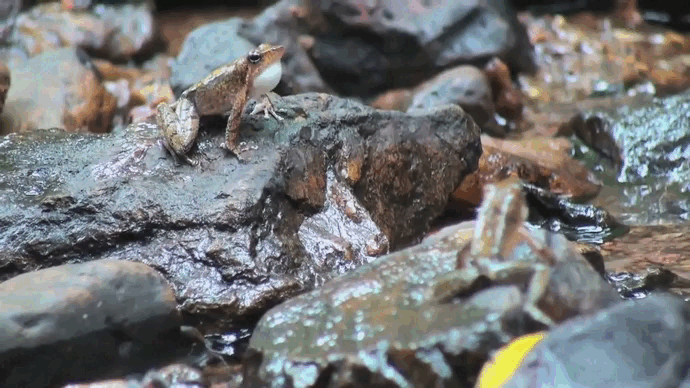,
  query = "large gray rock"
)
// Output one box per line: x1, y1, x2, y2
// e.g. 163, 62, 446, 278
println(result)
504, 293, 690, 388
408, 65, 505, 137
0, 259, 183, 388
0, 93, 481, 328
